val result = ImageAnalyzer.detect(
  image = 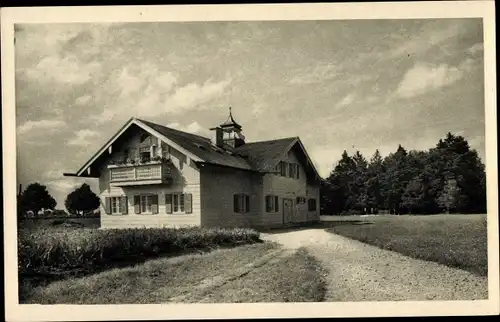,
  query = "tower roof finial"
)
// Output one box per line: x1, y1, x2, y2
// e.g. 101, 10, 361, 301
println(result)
220, 106, 242, 130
